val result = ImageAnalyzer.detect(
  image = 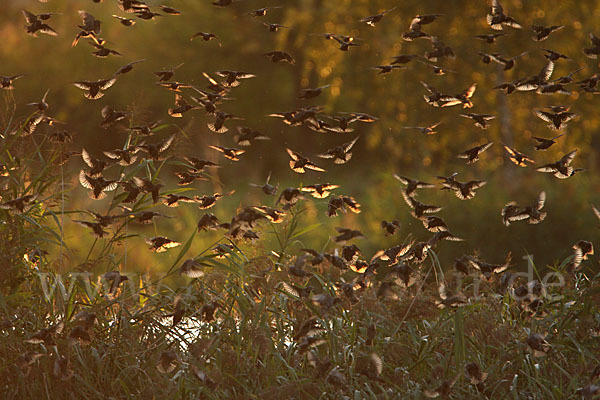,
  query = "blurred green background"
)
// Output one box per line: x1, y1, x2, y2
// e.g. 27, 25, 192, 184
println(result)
1, 0, 599, 280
